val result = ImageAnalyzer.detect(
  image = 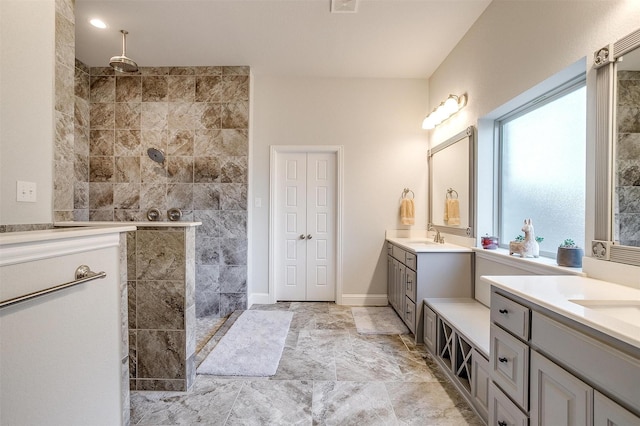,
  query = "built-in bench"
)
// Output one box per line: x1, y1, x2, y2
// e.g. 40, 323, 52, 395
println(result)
423, 298, 490, 424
